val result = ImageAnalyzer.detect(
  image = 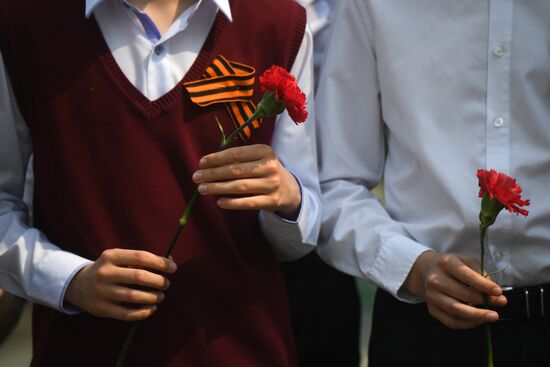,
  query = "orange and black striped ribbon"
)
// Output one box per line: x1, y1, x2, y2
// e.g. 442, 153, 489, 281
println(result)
184, 55, 262, 141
